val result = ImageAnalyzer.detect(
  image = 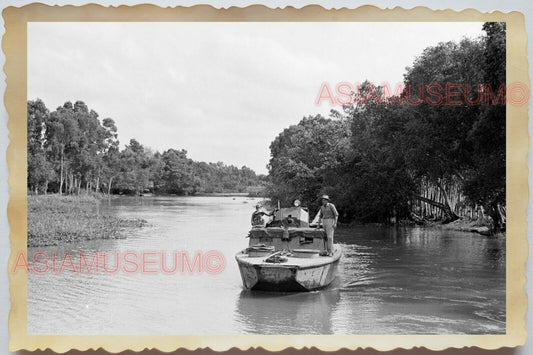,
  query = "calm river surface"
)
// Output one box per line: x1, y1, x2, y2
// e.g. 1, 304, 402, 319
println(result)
27, 196, 505, 334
